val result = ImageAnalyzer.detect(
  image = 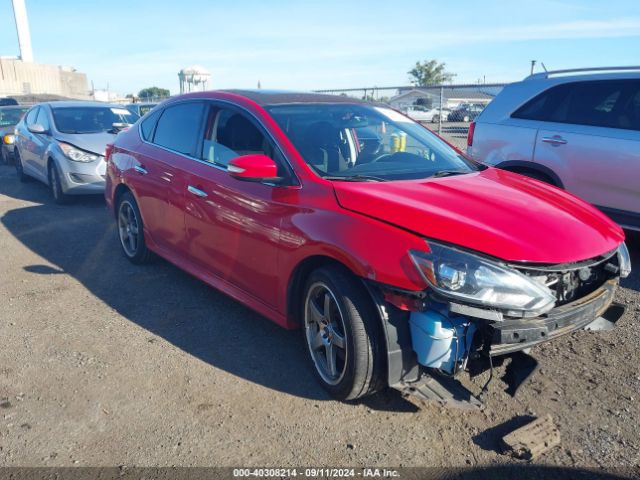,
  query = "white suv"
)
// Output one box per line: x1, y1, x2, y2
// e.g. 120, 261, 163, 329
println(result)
467, 67, 640, 231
